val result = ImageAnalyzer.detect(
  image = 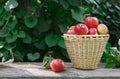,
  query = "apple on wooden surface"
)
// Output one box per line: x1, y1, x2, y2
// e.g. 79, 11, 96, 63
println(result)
50, 59, 64, 72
